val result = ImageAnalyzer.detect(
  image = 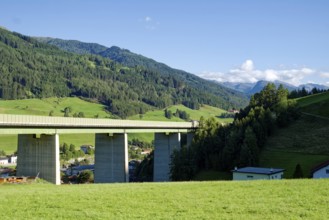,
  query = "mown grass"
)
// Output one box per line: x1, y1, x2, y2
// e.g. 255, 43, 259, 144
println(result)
129, 104, 232, 123
0, 180, 329, 219
296, 91, 329, 117
261, 113, 329, 178
0, 134, 96, 155
260, 150, 329, 178
0, 97, 113, 118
